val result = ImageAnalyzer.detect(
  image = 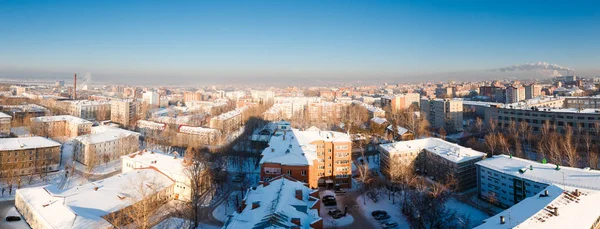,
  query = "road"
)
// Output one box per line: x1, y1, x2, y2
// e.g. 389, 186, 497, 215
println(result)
0, 200, 30, 229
